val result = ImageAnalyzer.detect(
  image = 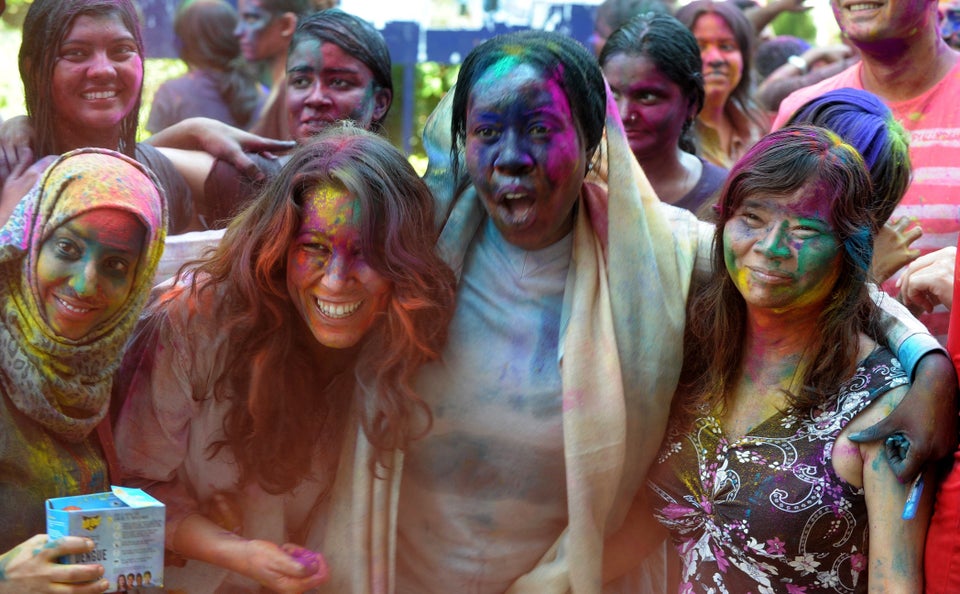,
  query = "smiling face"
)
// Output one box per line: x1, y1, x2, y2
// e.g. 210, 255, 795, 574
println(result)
235, 0, 289, 62
603, 53, 695, 161
691, 13, 742, 108
286, 184, 391, 349
36, 209, 145, 341
830, 0, 936, 46
723, 187, 842, 316
465, 58, 586, 251
51, 13, 143, 152
286, 38, 390, 141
